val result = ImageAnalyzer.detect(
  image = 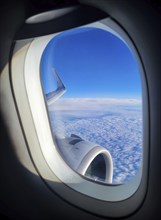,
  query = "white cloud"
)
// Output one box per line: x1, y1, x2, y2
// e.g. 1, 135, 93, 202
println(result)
48, 98, 142, 112
49, 104, 143, 184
